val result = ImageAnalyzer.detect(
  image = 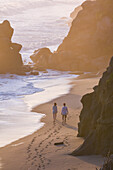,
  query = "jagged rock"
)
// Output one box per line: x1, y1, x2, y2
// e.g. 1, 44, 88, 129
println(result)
30, 71, 39, 75
31, 0, 113, 72
43, 70, 48, 73
22, 65, 32, 73
30, 47, 52, 63
0, 20, 13, 39
70, 5, 82, 20
72, 56, 113, 156
100, 154, 113, 170
11, 43, 22, 52
30, 47, 53, 71
0, 20, 23, 74
56, 0, 113, 71
33, 65, 47, 71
